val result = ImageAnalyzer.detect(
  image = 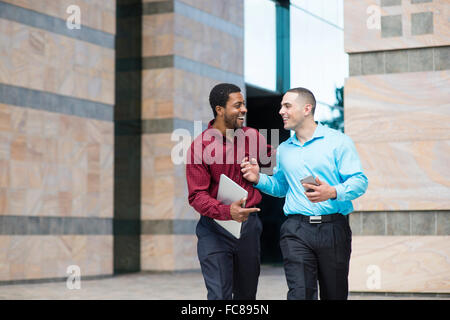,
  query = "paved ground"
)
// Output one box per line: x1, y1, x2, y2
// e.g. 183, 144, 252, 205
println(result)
0, 265, 447, 300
